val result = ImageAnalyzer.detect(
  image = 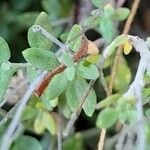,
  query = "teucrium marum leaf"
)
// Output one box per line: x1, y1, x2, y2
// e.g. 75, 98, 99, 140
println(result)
67, 24, 82, 52
92, 0, 104, 8
84, 16, 99, 27
0, 36, 11, 63
85, 54, 100, 64
66, 78, 96, 117
12, 135, 42, 150
22, 48, 60, 71
28, 12, 53, 50
77, 61, 99, 80
123, 41, 133, 55
65, 66, 75, 81
43, 72, 69, 100
96, 108, 118, 129
0, 67, 15, 101
60, 53, 74, 67
103, 34, 129, 58
115, 8, 130, 21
